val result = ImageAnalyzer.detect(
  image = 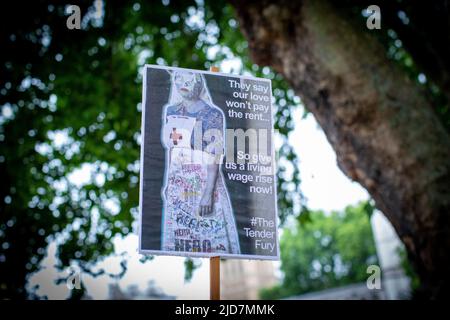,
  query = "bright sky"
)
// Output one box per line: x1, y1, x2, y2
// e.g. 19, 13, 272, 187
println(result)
28, 58, 369, 299
291, 109, 369, 212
